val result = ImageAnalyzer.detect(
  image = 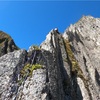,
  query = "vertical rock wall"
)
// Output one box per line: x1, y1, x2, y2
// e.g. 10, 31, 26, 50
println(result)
0, 16, 100, 100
